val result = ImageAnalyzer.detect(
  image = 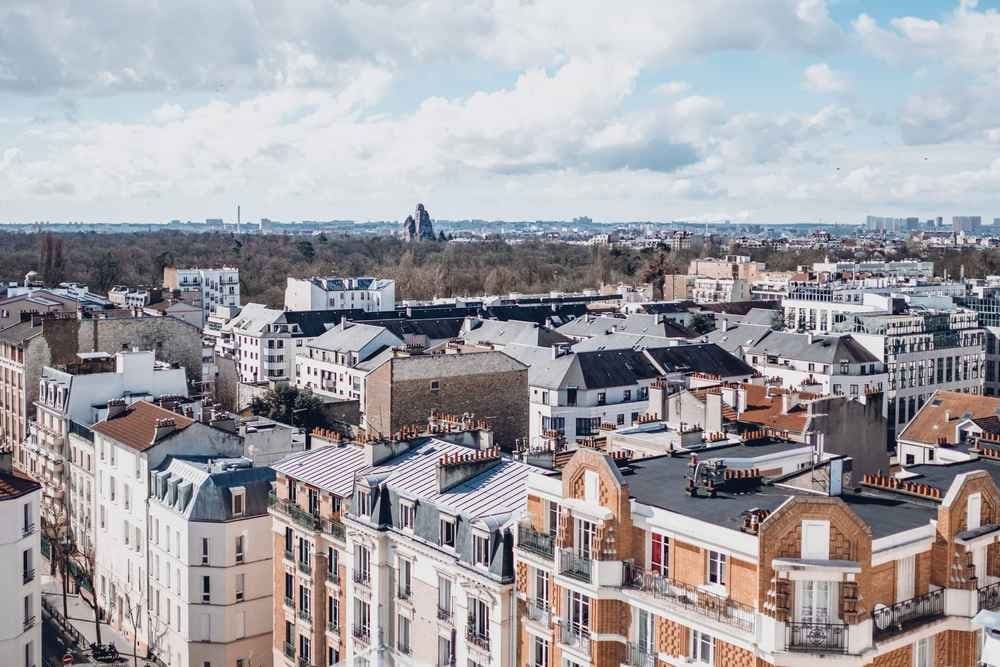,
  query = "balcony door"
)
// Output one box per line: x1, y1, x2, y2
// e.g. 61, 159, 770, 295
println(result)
574, 519, 596, 560
567, 591, 590, 635
797, 581, 835, 626
636, 609, 655, 653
